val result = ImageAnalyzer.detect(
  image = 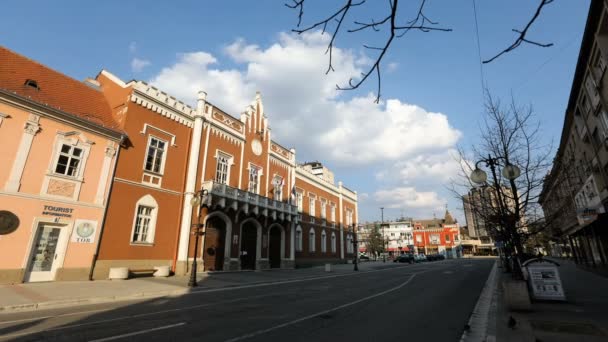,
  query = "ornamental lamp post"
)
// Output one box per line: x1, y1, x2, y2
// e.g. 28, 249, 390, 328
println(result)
188, 189, 209, 287
470, 155, 522, 275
